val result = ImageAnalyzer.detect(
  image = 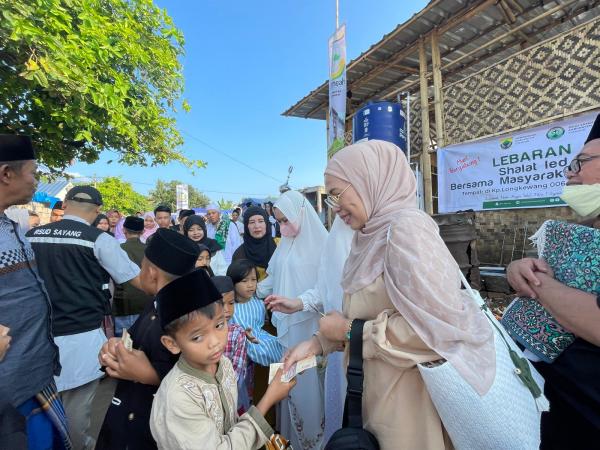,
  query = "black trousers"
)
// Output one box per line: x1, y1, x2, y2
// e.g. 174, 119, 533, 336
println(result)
540, 388, 600, 450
